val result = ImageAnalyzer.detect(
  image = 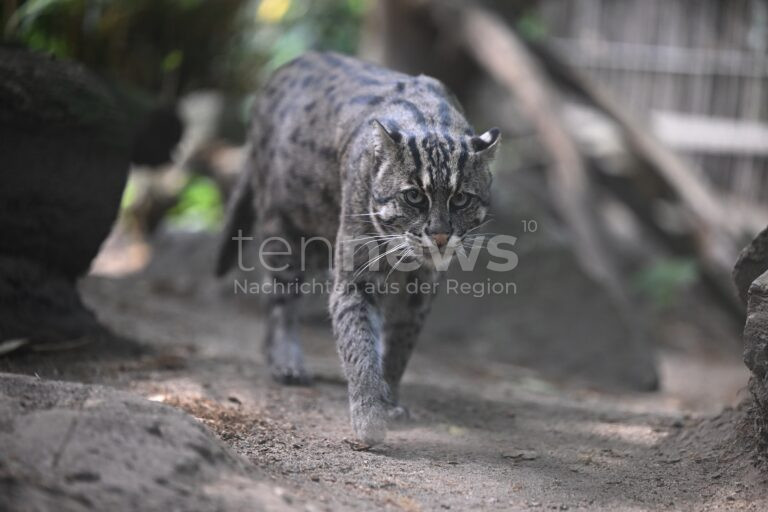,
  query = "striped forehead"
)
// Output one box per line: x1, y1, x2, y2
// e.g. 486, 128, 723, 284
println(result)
408, 133, 465, 192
